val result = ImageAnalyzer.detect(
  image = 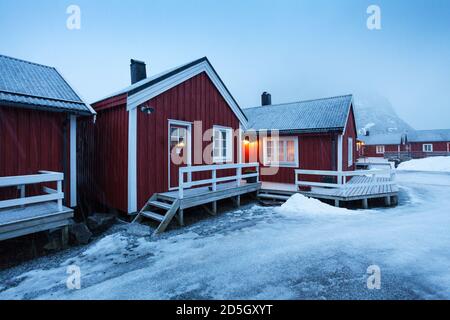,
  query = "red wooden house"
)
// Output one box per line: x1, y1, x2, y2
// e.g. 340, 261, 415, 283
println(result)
0, 54, 95, 205
0, 54, 94, 241
408, 130, 450, 158
358, 133, 408, 160
243, 94, 358, 185
78, 57, 248, 215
